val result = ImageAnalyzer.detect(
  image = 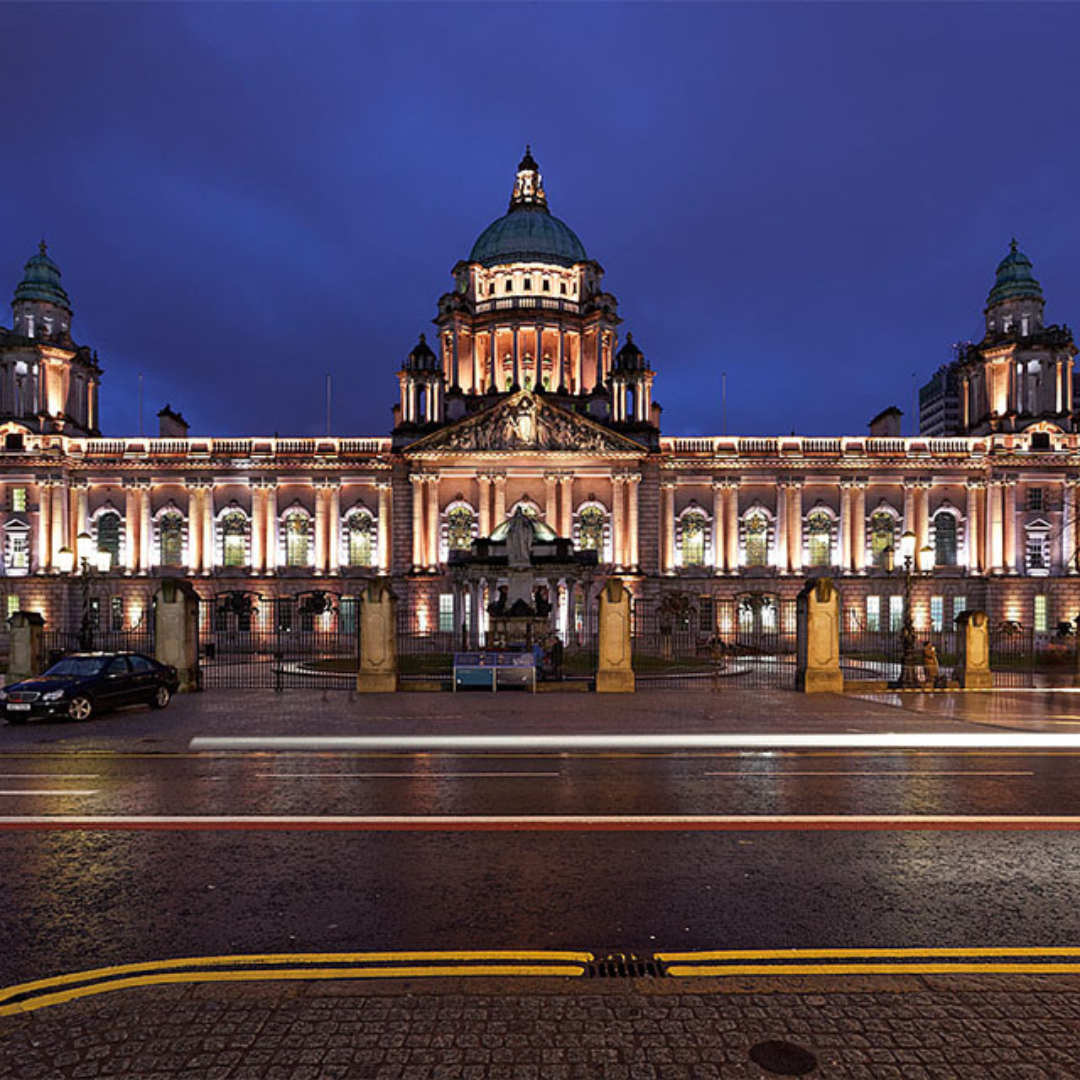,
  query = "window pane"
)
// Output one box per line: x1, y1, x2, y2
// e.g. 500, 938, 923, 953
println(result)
870, 512, 895, 567
866, 596, 880, 632
97, 513, 121, 559
930, 596, 944, 632
745, 513, 768, 567
682, 512, 706, 567
438, 593, 454, 633
889, 595, 904, 632
1035, 595, 1049, 633
159, 512, 184, 567
934, 514, 957, 566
